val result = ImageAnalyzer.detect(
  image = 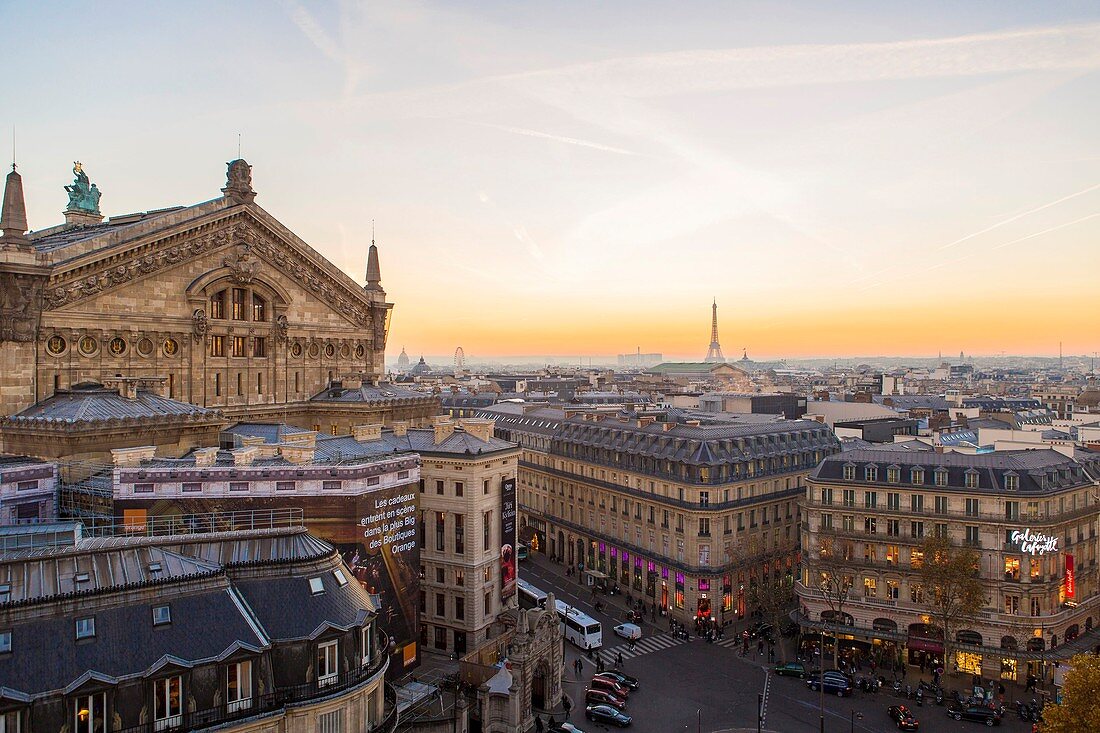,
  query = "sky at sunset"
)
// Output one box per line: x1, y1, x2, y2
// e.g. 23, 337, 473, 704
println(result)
3, 1, 1099, 360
